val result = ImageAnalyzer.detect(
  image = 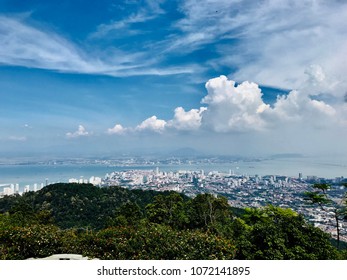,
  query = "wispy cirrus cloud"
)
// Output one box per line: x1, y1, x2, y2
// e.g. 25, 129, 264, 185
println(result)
8, 136, 27, 142
165, 0, 347, 95
2, 1, 346, 88
0, 14, 196, 77
0, 16, 93, 72
90, 7, 162, 40
91, 0, 166, 38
